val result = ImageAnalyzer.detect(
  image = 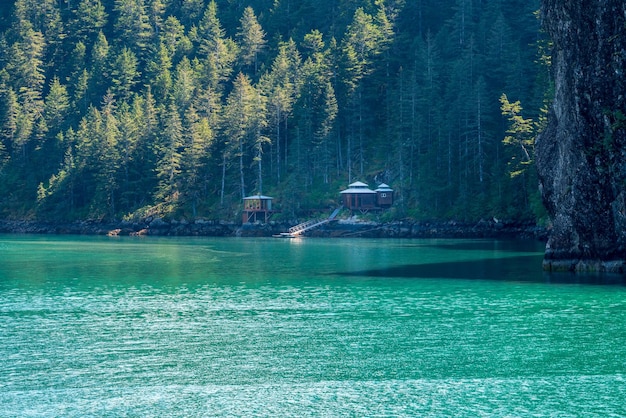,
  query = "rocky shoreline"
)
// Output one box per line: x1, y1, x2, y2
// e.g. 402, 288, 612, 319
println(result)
0, 218, 547, 241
